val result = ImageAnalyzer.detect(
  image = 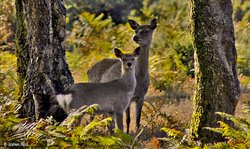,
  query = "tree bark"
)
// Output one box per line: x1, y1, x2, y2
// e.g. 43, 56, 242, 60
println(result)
190, 0, 241, 141
16, 0, 74, 122
15, 0, 29, 100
